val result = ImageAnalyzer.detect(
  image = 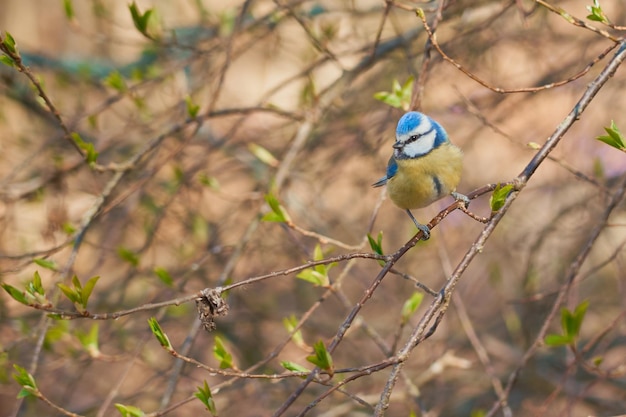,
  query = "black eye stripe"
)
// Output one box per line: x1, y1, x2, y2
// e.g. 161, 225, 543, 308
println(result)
400, 134, 420, 147
404, 127, 434, 145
